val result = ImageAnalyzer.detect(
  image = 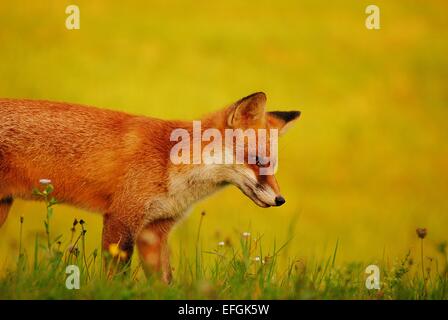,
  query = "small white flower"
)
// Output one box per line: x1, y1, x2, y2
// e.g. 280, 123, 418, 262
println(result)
39, 179, 52, 185
218, 241, 225, 247
253, 256, 261, 262
242, 232, 251, 238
